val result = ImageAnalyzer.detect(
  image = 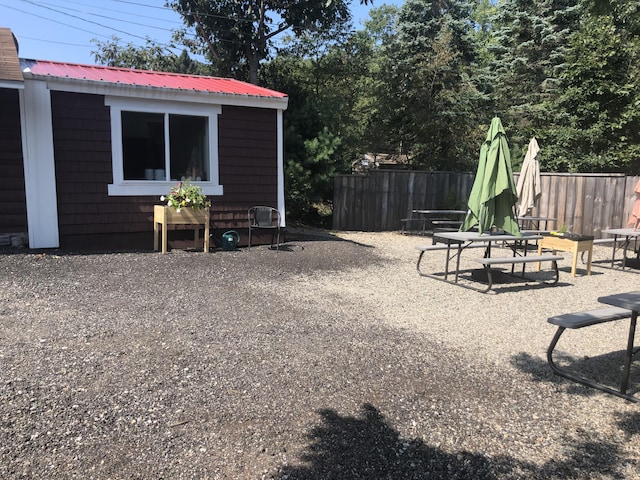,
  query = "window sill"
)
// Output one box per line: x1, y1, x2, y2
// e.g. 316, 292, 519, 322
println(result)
108, 182, 223, 197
